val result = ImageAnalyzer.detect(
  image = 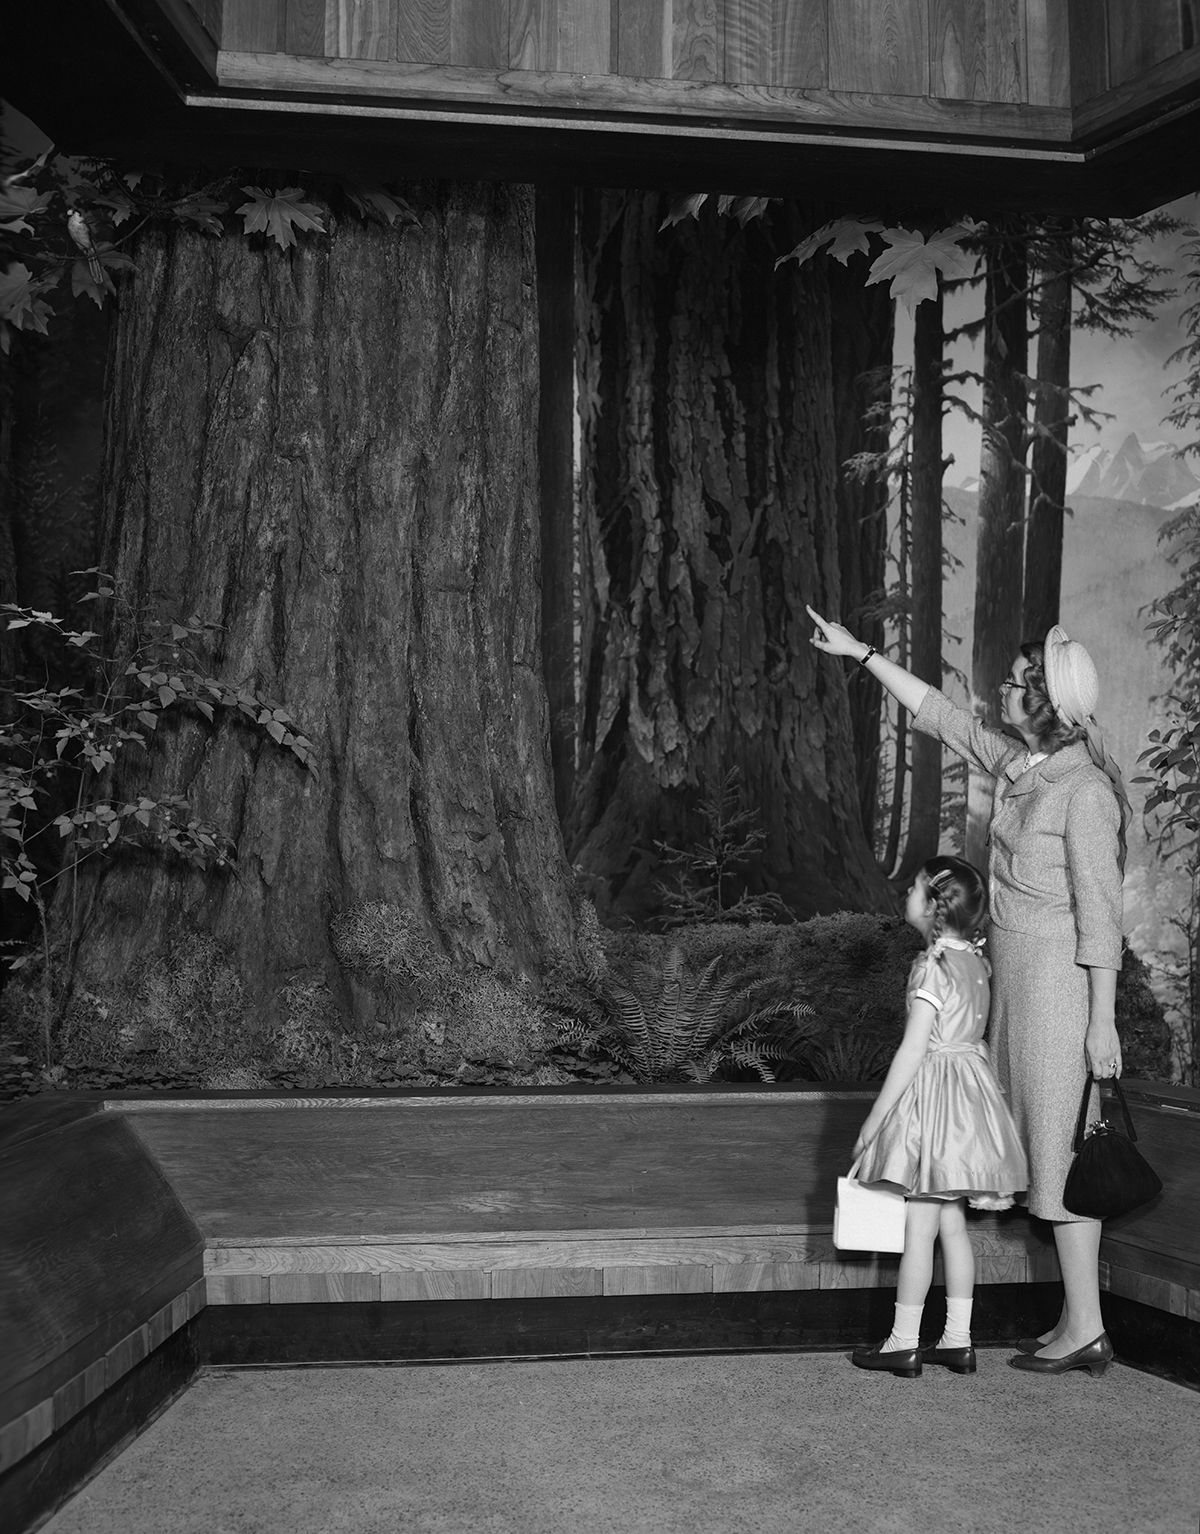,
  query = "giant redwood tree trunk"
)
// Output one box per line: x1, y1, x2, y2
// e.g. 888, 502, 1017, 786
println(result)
568, 192, 890, 923
69, 181, 579, 1020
